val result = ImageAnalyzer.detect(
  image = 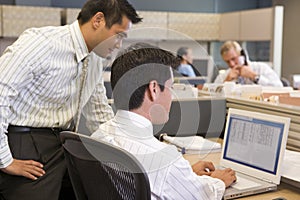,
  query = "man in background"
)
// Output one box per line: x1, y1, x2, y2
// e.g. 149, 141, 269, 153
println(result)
92, 43, 236, 199
214, 41, 283, 87
0, 0, 141, 199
